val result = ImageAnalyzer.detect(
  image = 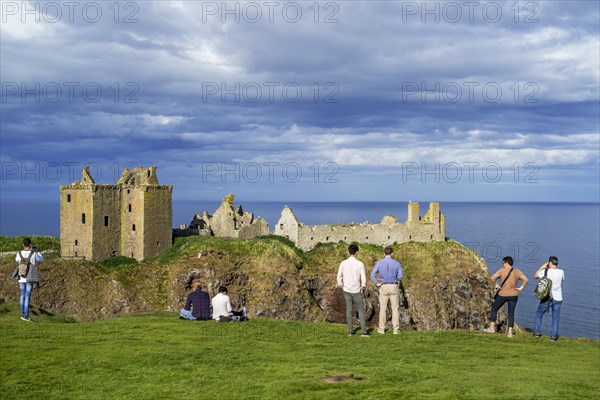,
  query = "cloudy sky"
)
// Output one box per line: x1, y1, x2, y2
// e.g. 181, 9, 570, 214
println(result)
1, 0, 599, 203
